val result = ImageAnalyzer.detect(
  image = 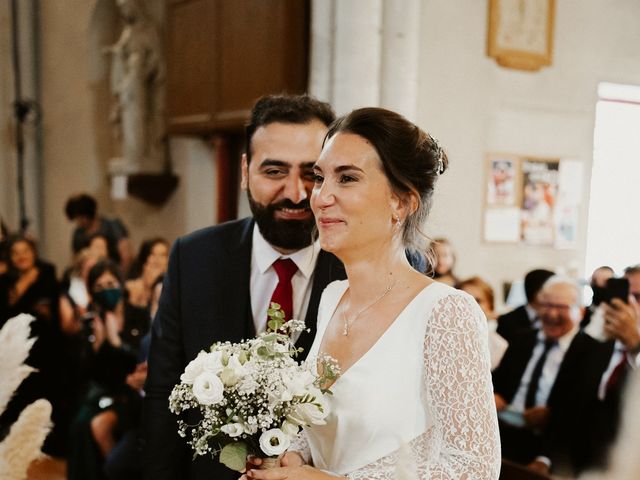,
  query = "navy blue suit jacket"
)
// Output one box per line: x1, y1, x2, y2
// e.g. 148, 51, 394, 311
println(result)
142, 218, 345, 480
